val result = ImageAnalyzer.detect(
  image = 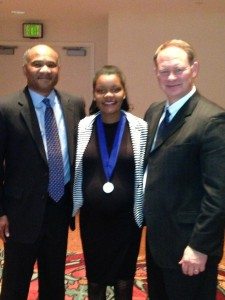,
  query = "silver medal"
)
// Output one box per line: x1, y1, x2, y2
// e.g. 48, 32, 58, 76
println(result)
103, 182, 114, 193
